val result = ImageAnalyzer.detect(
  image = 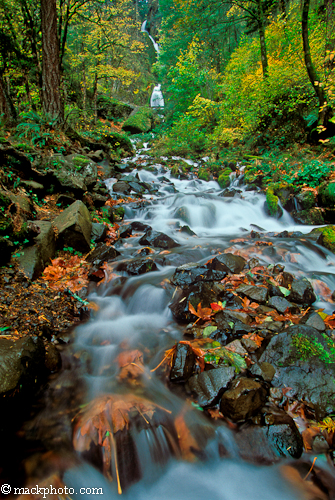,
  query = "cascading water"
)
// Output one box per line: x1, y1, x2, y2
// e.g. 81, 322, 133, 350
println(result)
141, 20, 165, 108
23, 144, 335, 499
